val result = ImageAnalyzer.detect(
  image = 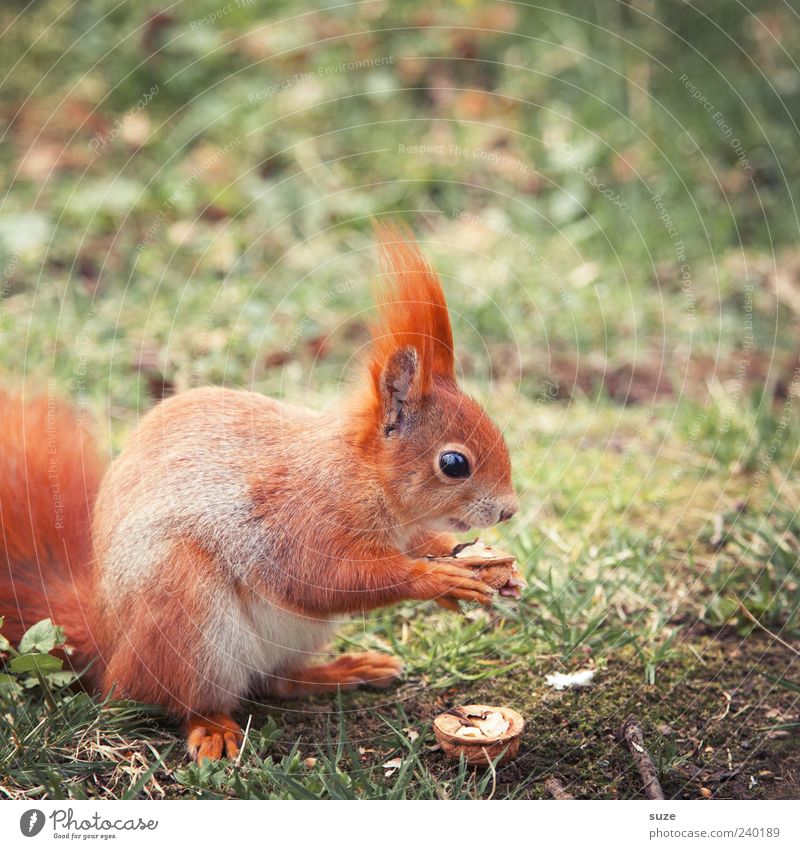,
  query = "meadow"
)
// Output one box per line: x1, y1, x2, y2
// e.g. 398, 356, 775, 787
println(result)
0, 0, 798, 799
